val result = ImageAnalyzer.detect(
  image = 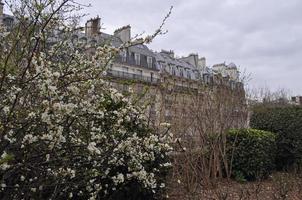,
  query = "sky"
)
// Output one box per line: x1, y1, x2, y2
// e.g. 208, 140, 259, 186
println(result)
8, 0, 302, 94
